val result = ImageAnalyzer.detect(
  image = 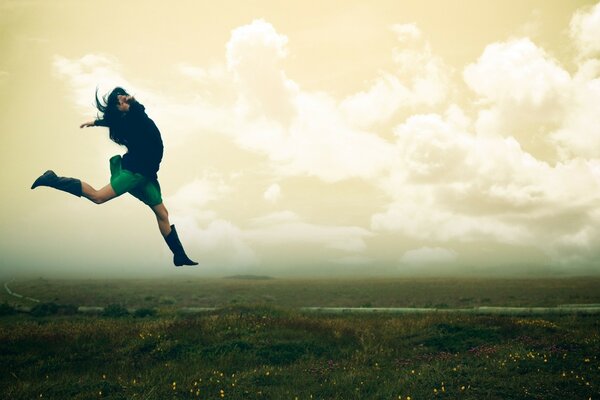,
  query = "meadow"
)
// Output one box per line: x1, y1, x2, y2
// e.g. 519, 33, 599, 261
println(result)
1, 276, 598, 399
